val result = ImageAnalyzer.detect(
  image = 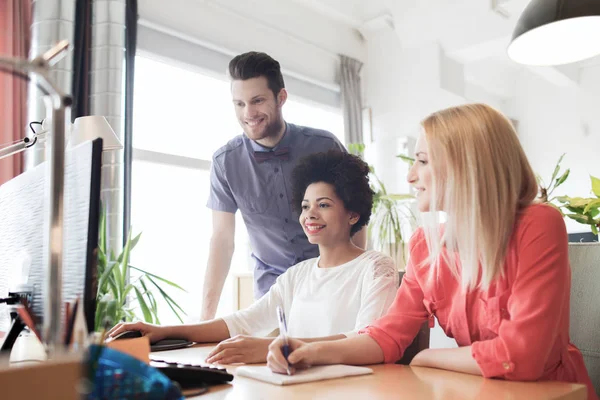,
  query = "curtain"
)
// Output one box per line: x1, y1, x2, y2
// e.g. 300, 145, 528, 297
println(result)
339, 54, 364, 145
123, 0, 138, 242
0, 0, 31, 186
